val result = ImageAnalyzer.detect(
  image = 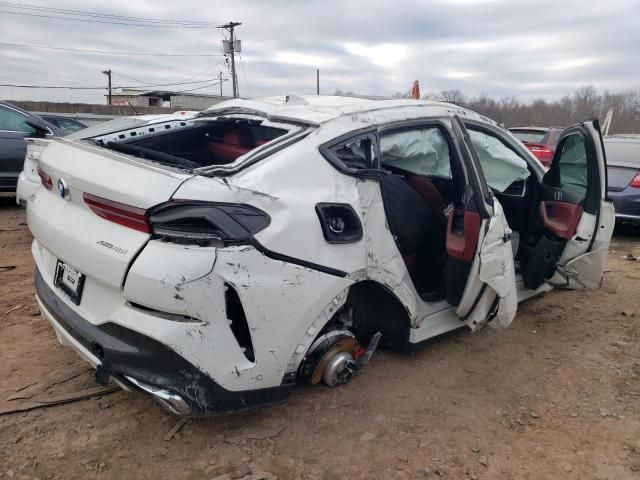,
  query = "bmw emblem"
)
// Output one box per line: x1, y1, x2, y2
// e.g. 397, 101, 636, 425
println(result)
57, 178, 70, 200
